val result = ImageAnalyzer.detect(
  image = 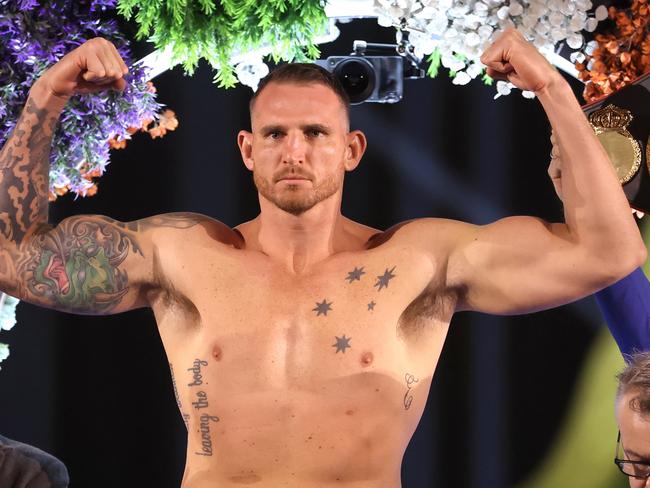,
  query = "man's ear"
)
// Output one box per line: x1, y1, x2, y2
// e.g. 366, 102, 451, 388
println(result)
238, 130, 254, 171
344, 130, 367, 171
